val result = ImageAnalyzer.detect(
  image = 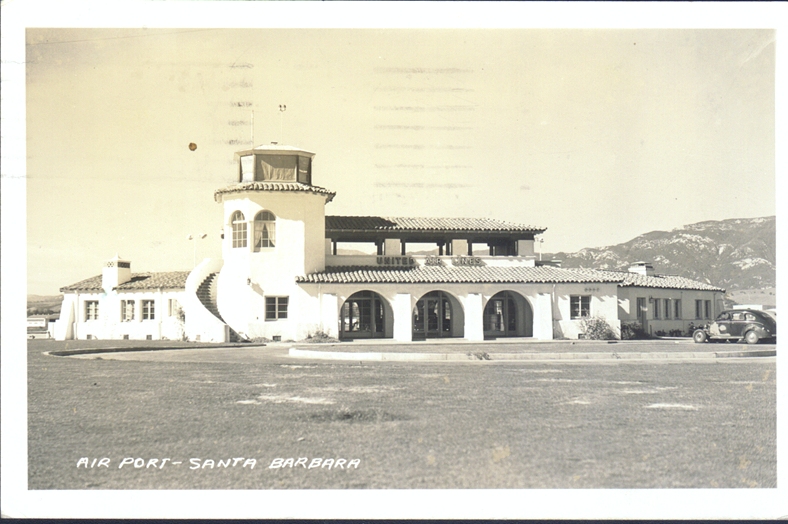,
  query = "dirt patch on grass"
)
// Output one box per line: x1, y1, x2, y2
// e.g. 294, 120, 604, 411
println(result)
305, 407, 412, 423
